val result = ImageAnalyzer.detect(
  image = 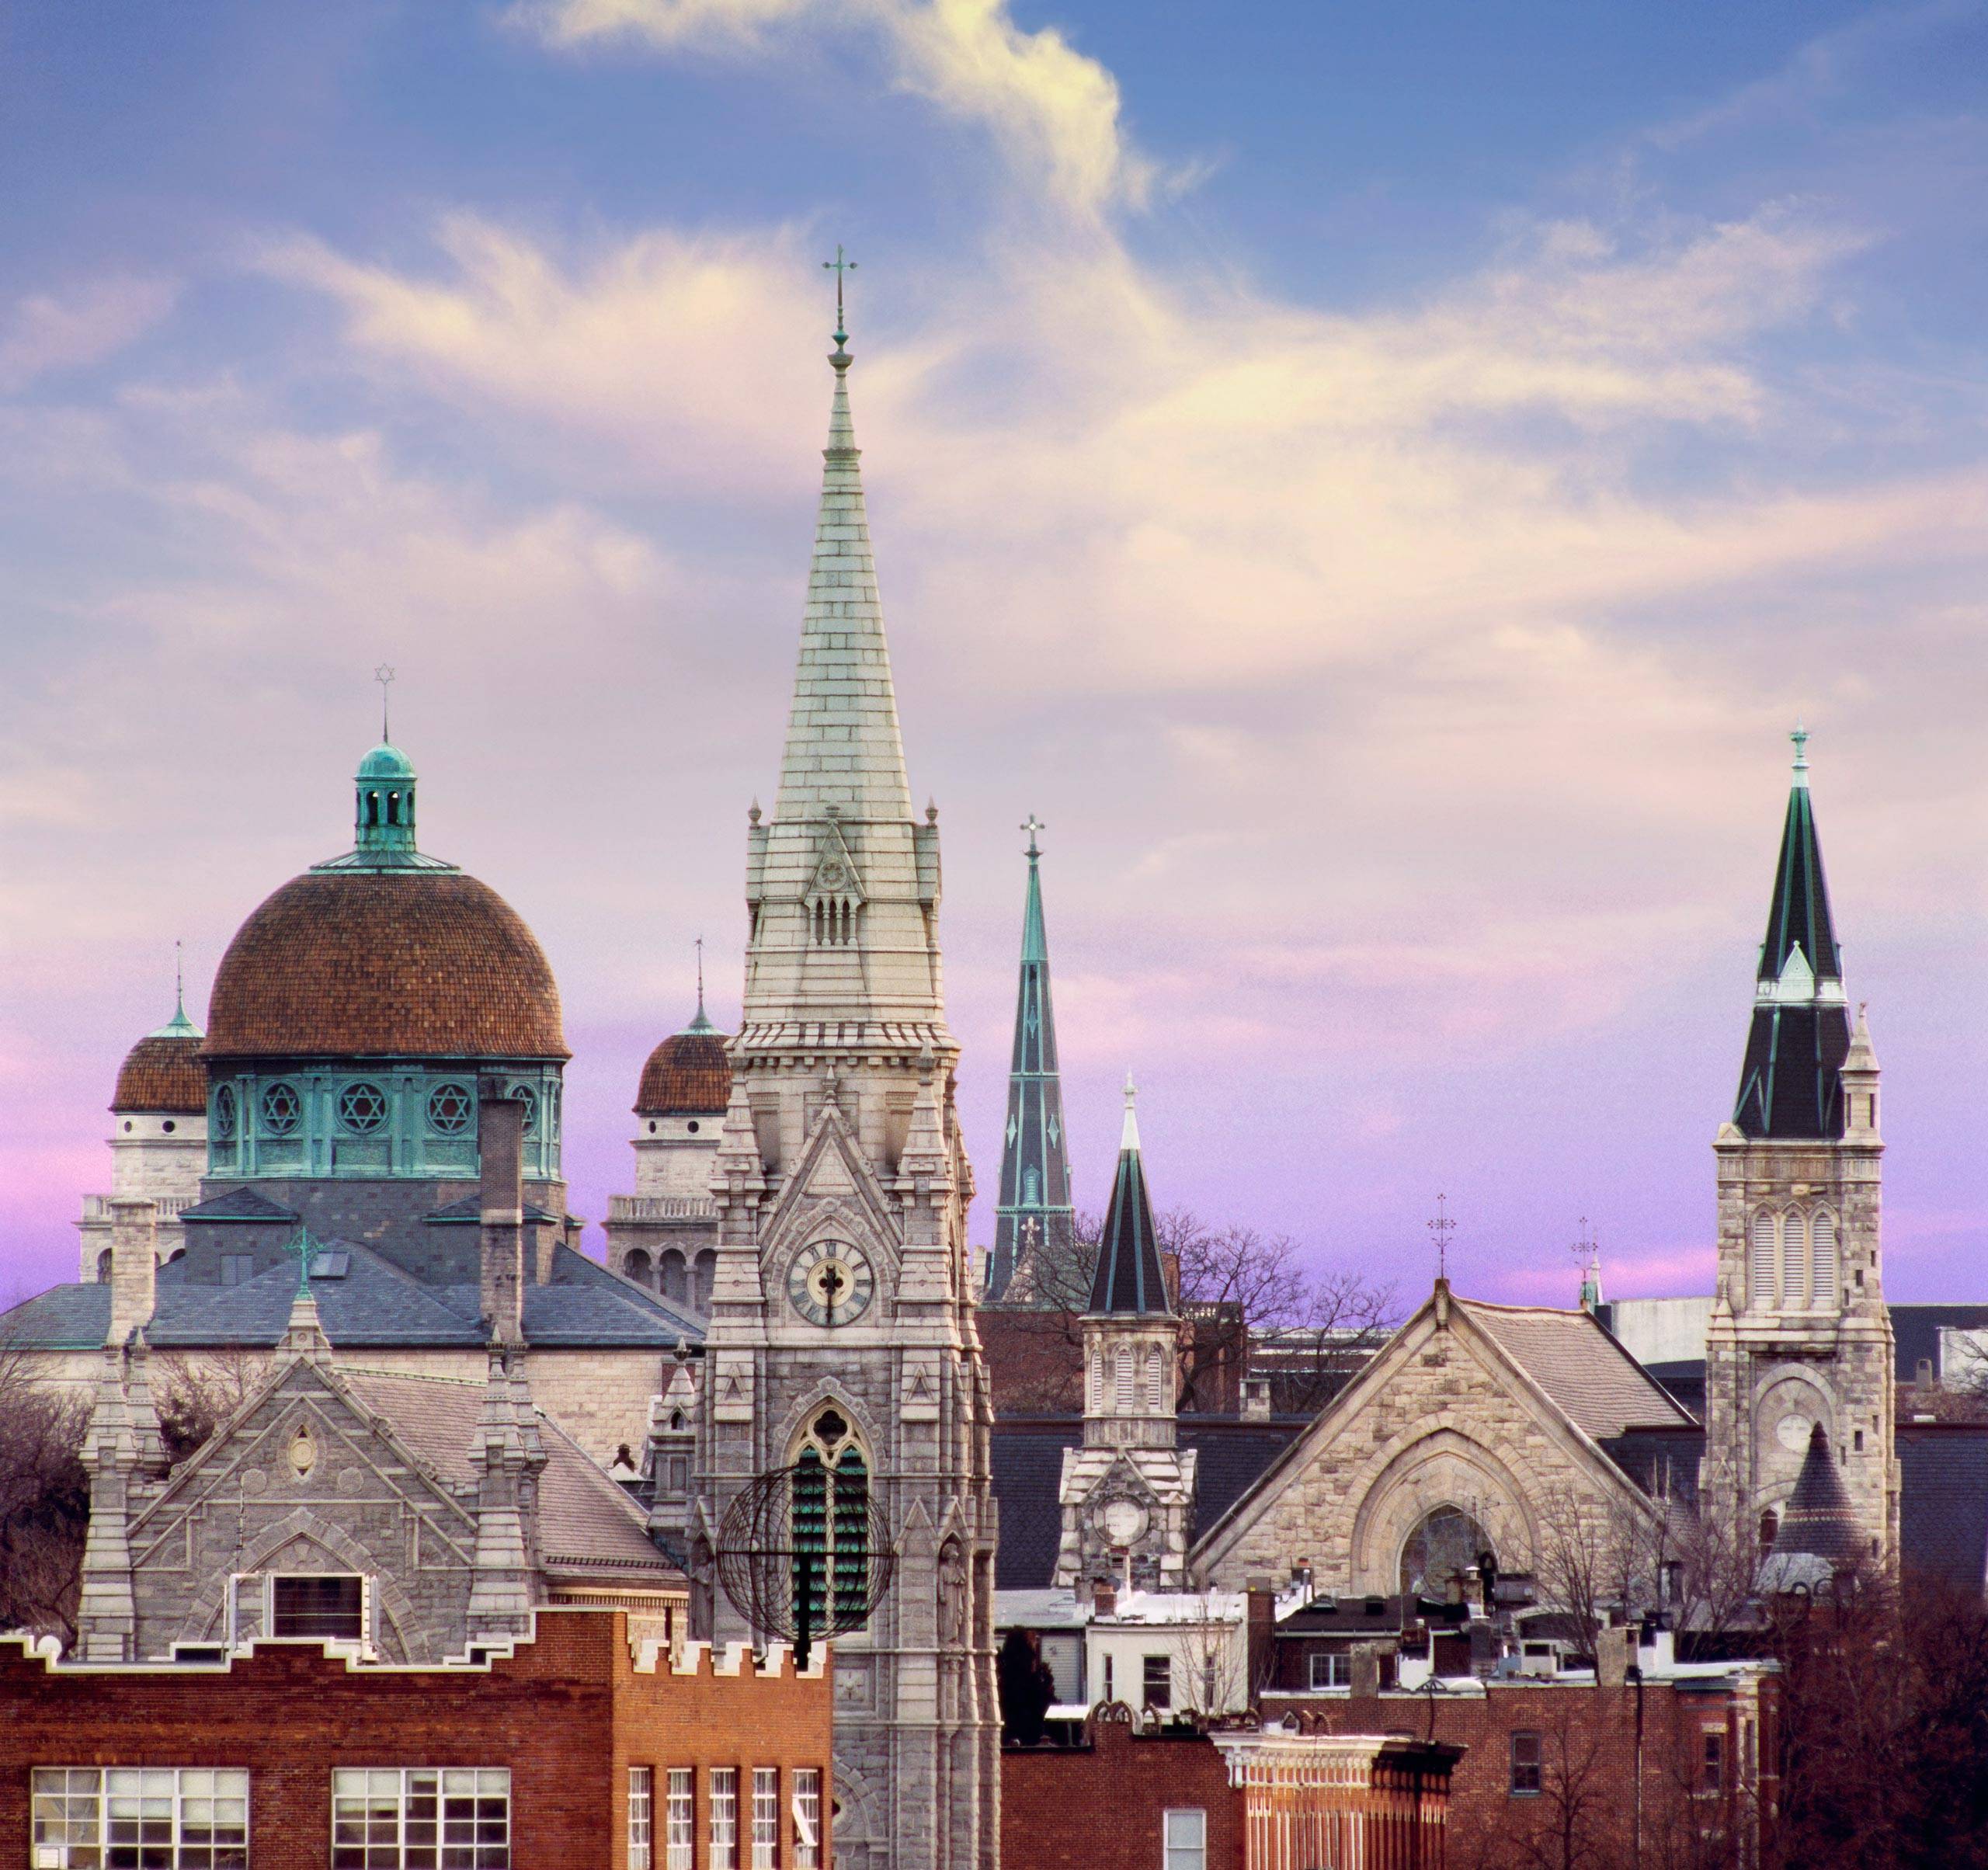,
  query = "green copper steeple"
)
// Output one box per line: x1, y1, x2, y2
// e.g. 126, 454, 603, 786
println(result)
987, 816, 1076, 1302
